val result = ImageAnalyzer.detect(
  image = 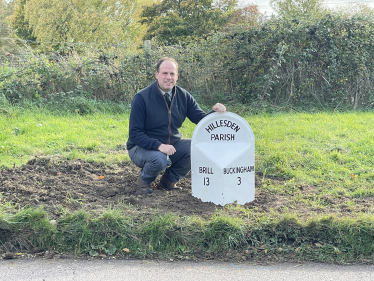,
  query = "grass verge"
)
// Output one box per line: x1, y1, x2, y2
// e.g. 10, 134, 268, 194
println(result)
1, 105, 374, 263
1, 206, 374, 264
